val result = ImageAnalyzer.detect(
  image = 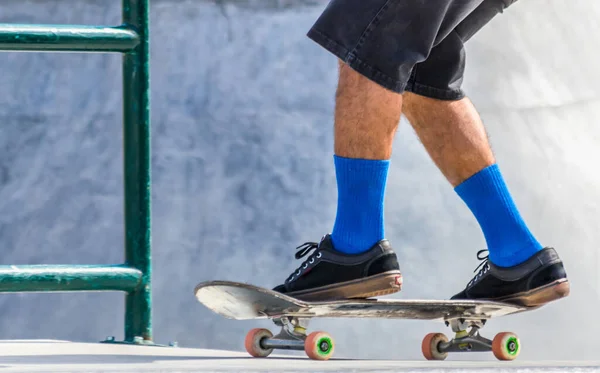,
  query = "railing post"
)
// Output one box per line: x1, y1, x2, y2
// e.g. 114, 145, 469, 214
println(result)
0, 1, 155, 345
122, 0, 152, 342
